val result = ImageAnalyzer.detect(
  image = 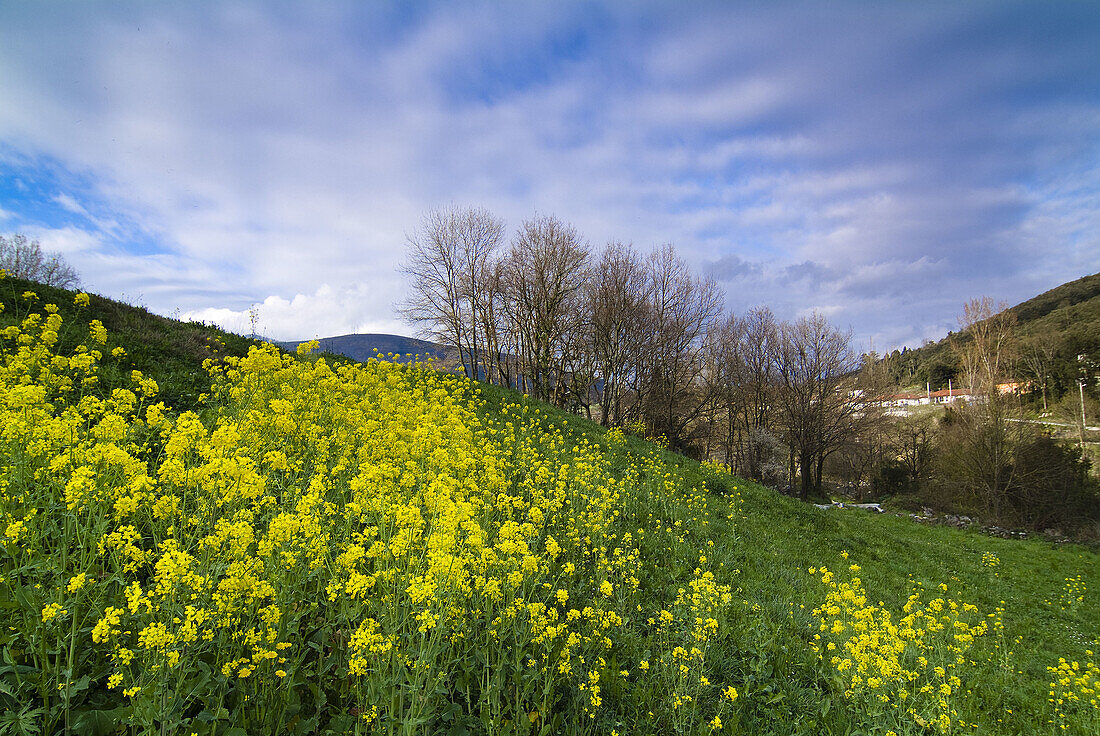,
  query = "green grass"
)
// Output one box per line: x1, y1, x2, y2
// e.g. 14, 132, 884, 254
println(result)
476, 381, 1100, 734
